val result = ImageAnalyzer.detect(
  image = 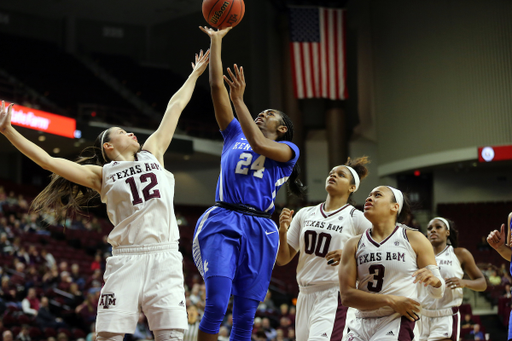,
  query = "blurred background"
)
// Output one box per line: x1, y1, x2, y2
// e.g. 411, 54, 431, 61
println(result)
0, 0, 511, 340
